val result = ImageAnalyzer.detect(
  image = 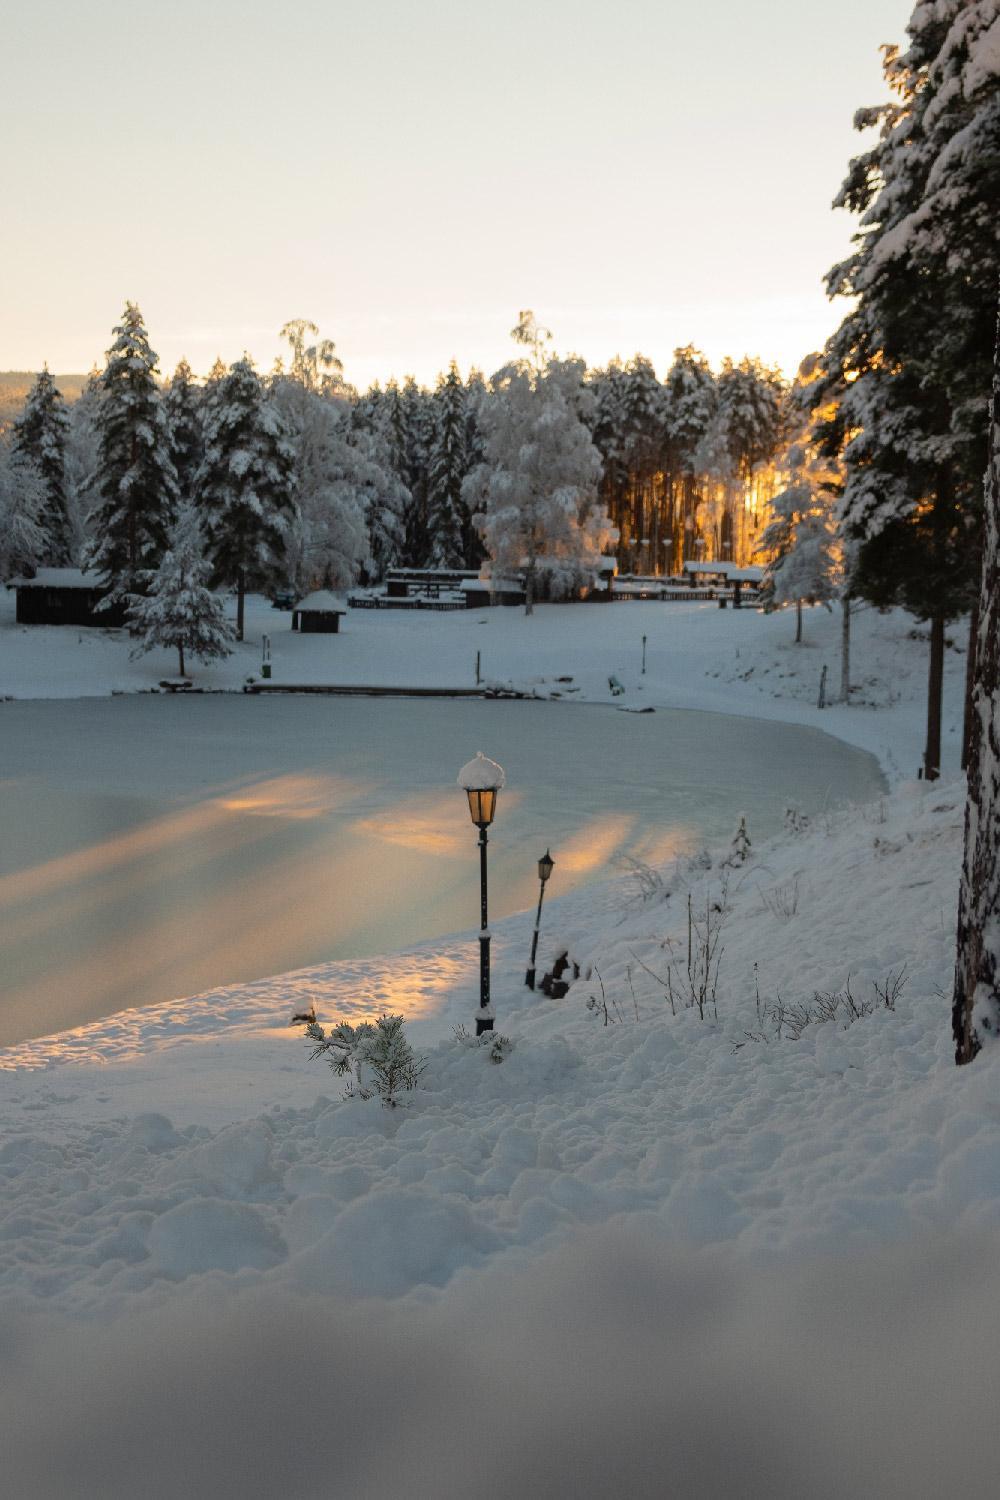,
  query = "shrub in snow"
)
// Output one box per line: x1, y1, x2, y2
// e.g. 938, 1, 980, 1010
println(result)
453, 1025, 513, 1063
303, 1014, 426, 1107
